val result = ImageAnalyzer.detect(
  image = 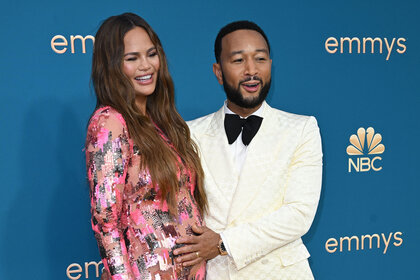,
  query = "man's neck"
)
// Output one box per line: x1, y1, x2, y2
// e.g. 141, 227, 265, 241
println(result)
226, 100, 263, 118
